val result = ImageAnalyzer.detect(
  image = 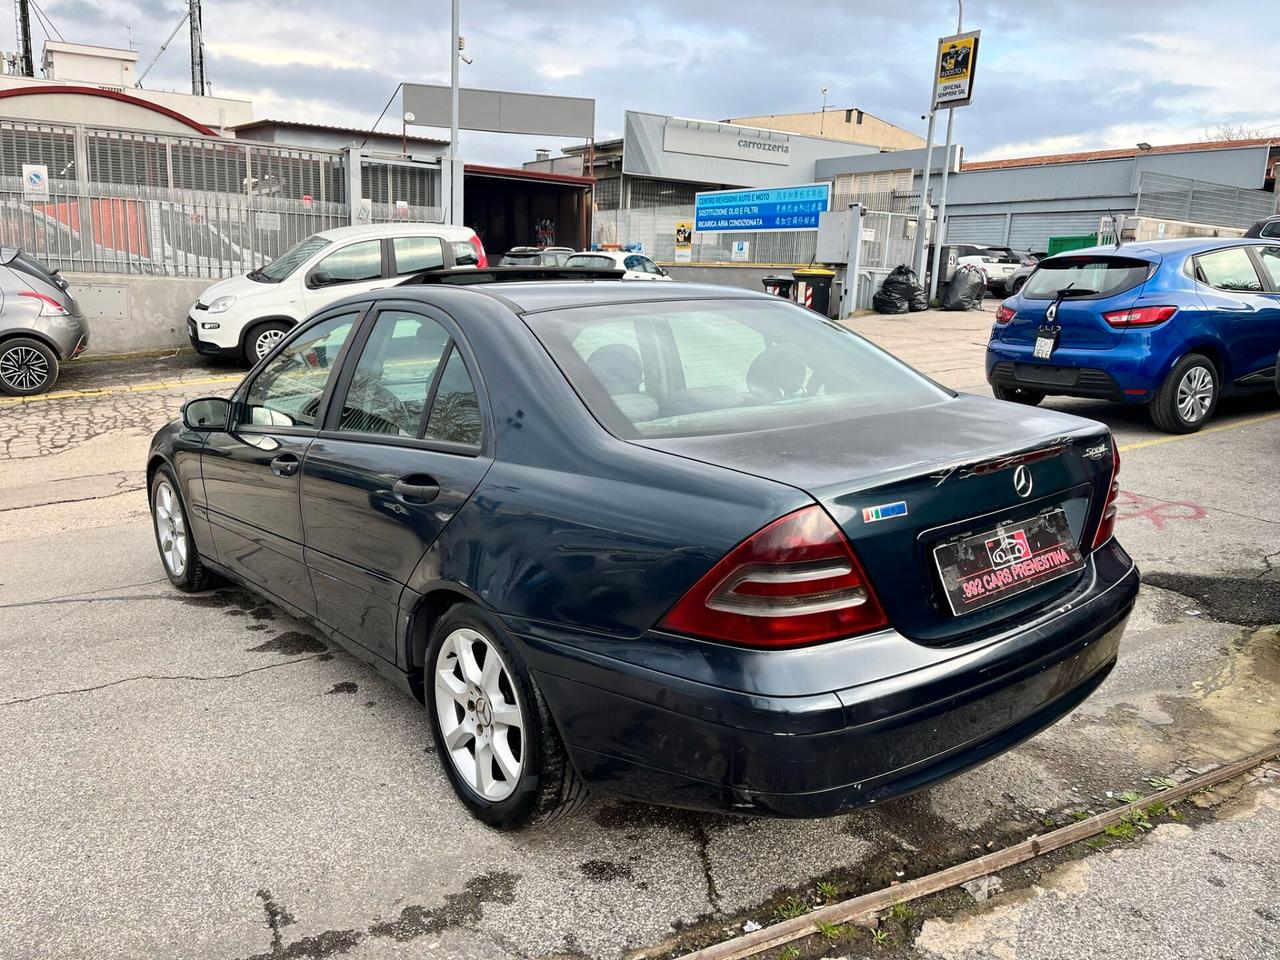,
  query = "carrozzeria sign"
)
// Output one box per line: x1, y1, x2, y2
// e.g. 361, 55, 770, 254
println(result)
664, 120, 792, 166
694, 183, 831, 232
